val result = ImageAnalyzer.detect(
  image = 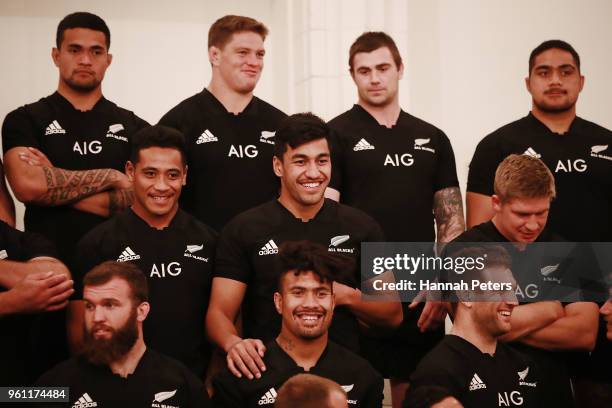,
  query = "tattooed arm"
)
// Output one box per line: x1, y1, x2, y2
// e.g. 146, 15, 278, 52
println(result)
71, 188, 134, 217
3, 147, 130, 208
433, 186, 466, 243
